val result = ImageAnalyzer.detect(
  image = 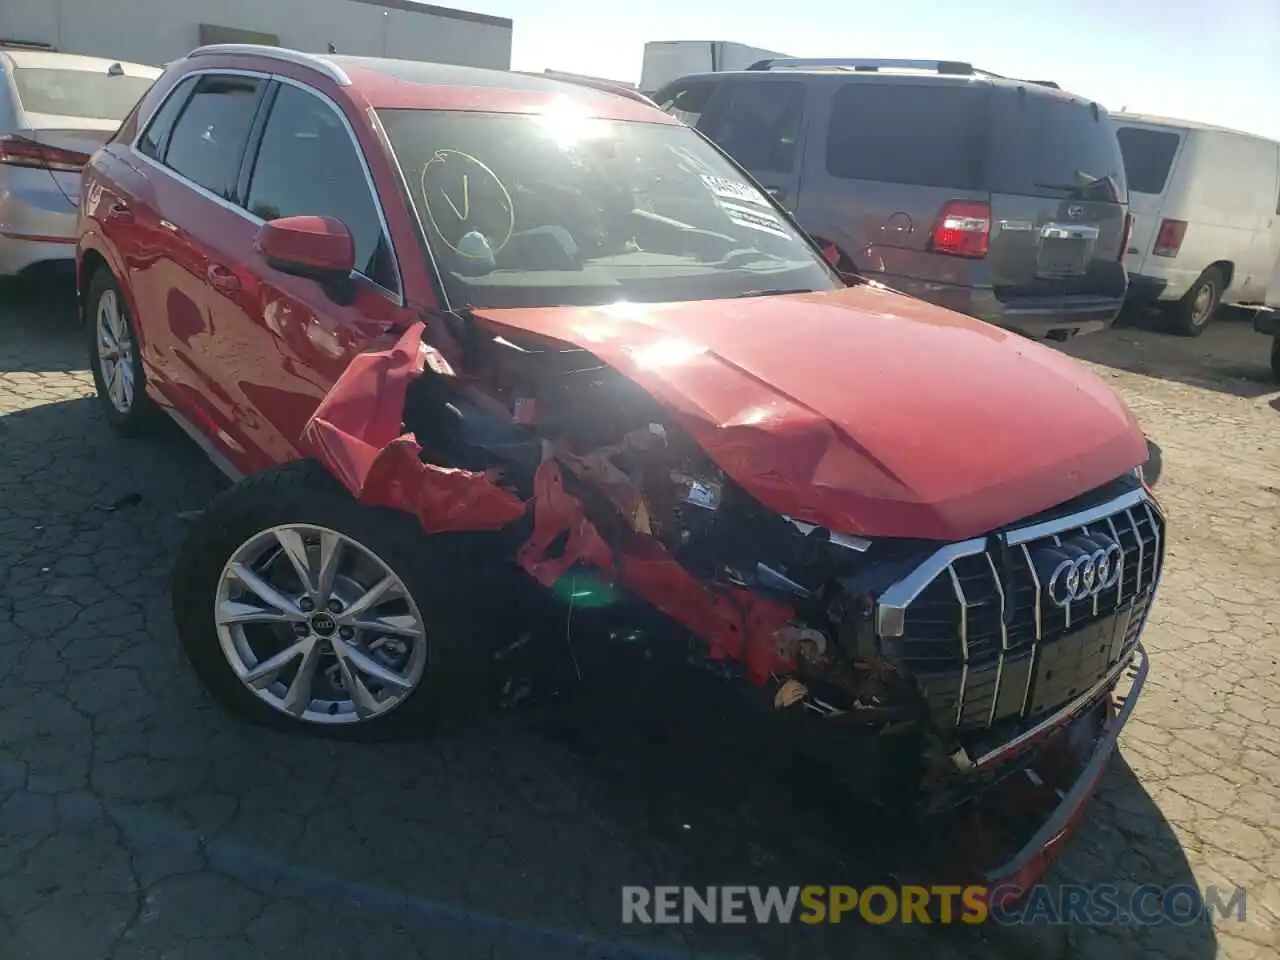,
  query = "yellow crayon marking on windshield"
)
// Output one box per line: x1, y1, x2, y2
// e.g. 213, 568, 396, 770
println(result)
441, 174, 470, 221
